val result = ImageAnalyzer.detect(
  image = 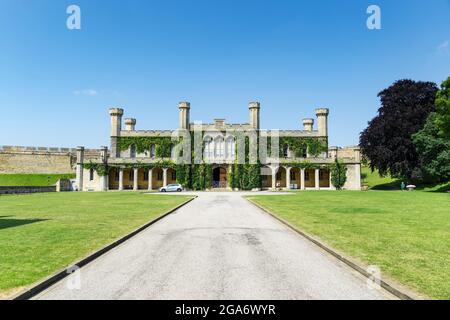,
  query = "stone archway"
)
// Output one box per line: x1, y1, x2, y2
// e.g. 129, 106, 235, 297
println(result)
261, 166, 272, 189
212, 166, 227, 188
275, 167, 287, 188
